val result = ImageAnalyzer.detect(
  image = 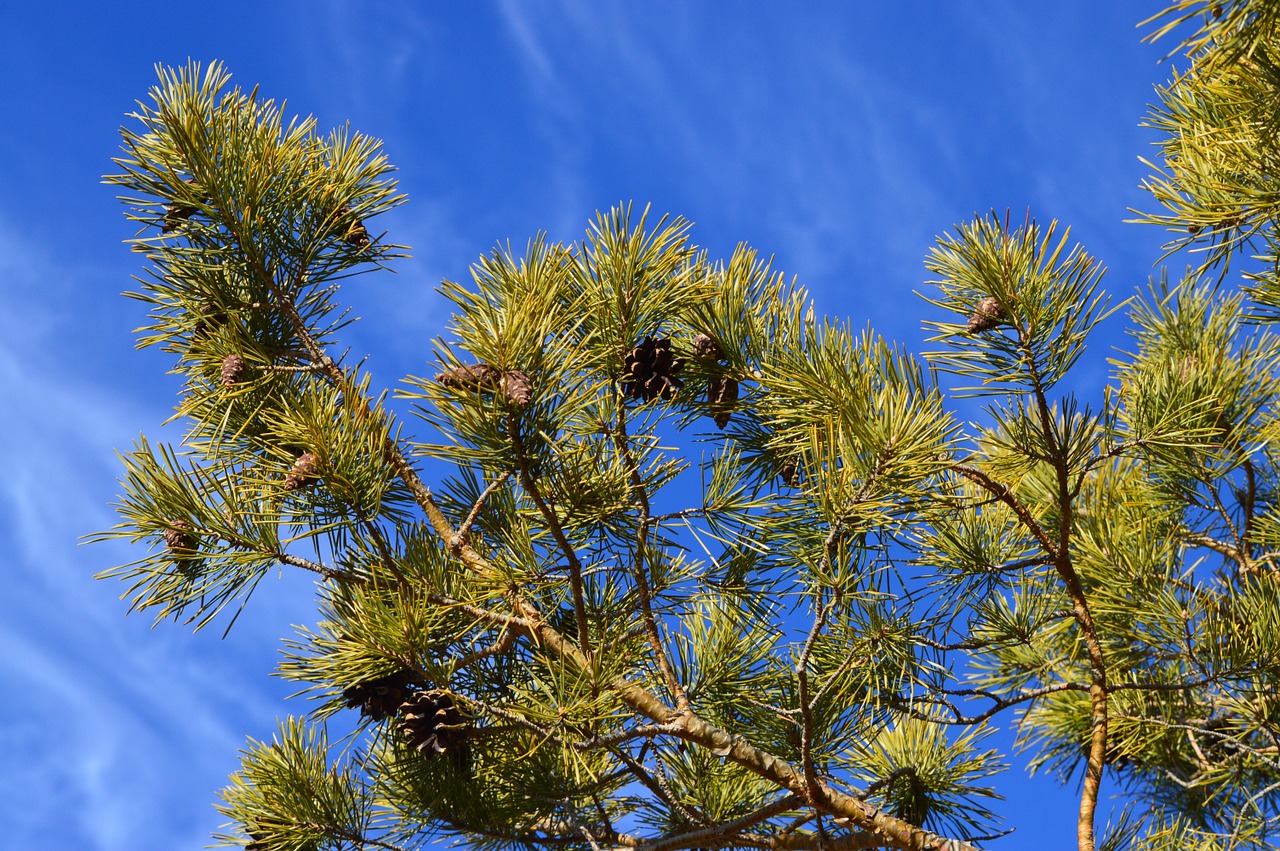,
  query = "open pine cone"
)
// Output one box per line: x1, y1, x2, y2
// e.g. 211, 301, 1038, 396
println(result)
343, 671, 418, 722
399, 690, 471, 756
623, 337, 684, 402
